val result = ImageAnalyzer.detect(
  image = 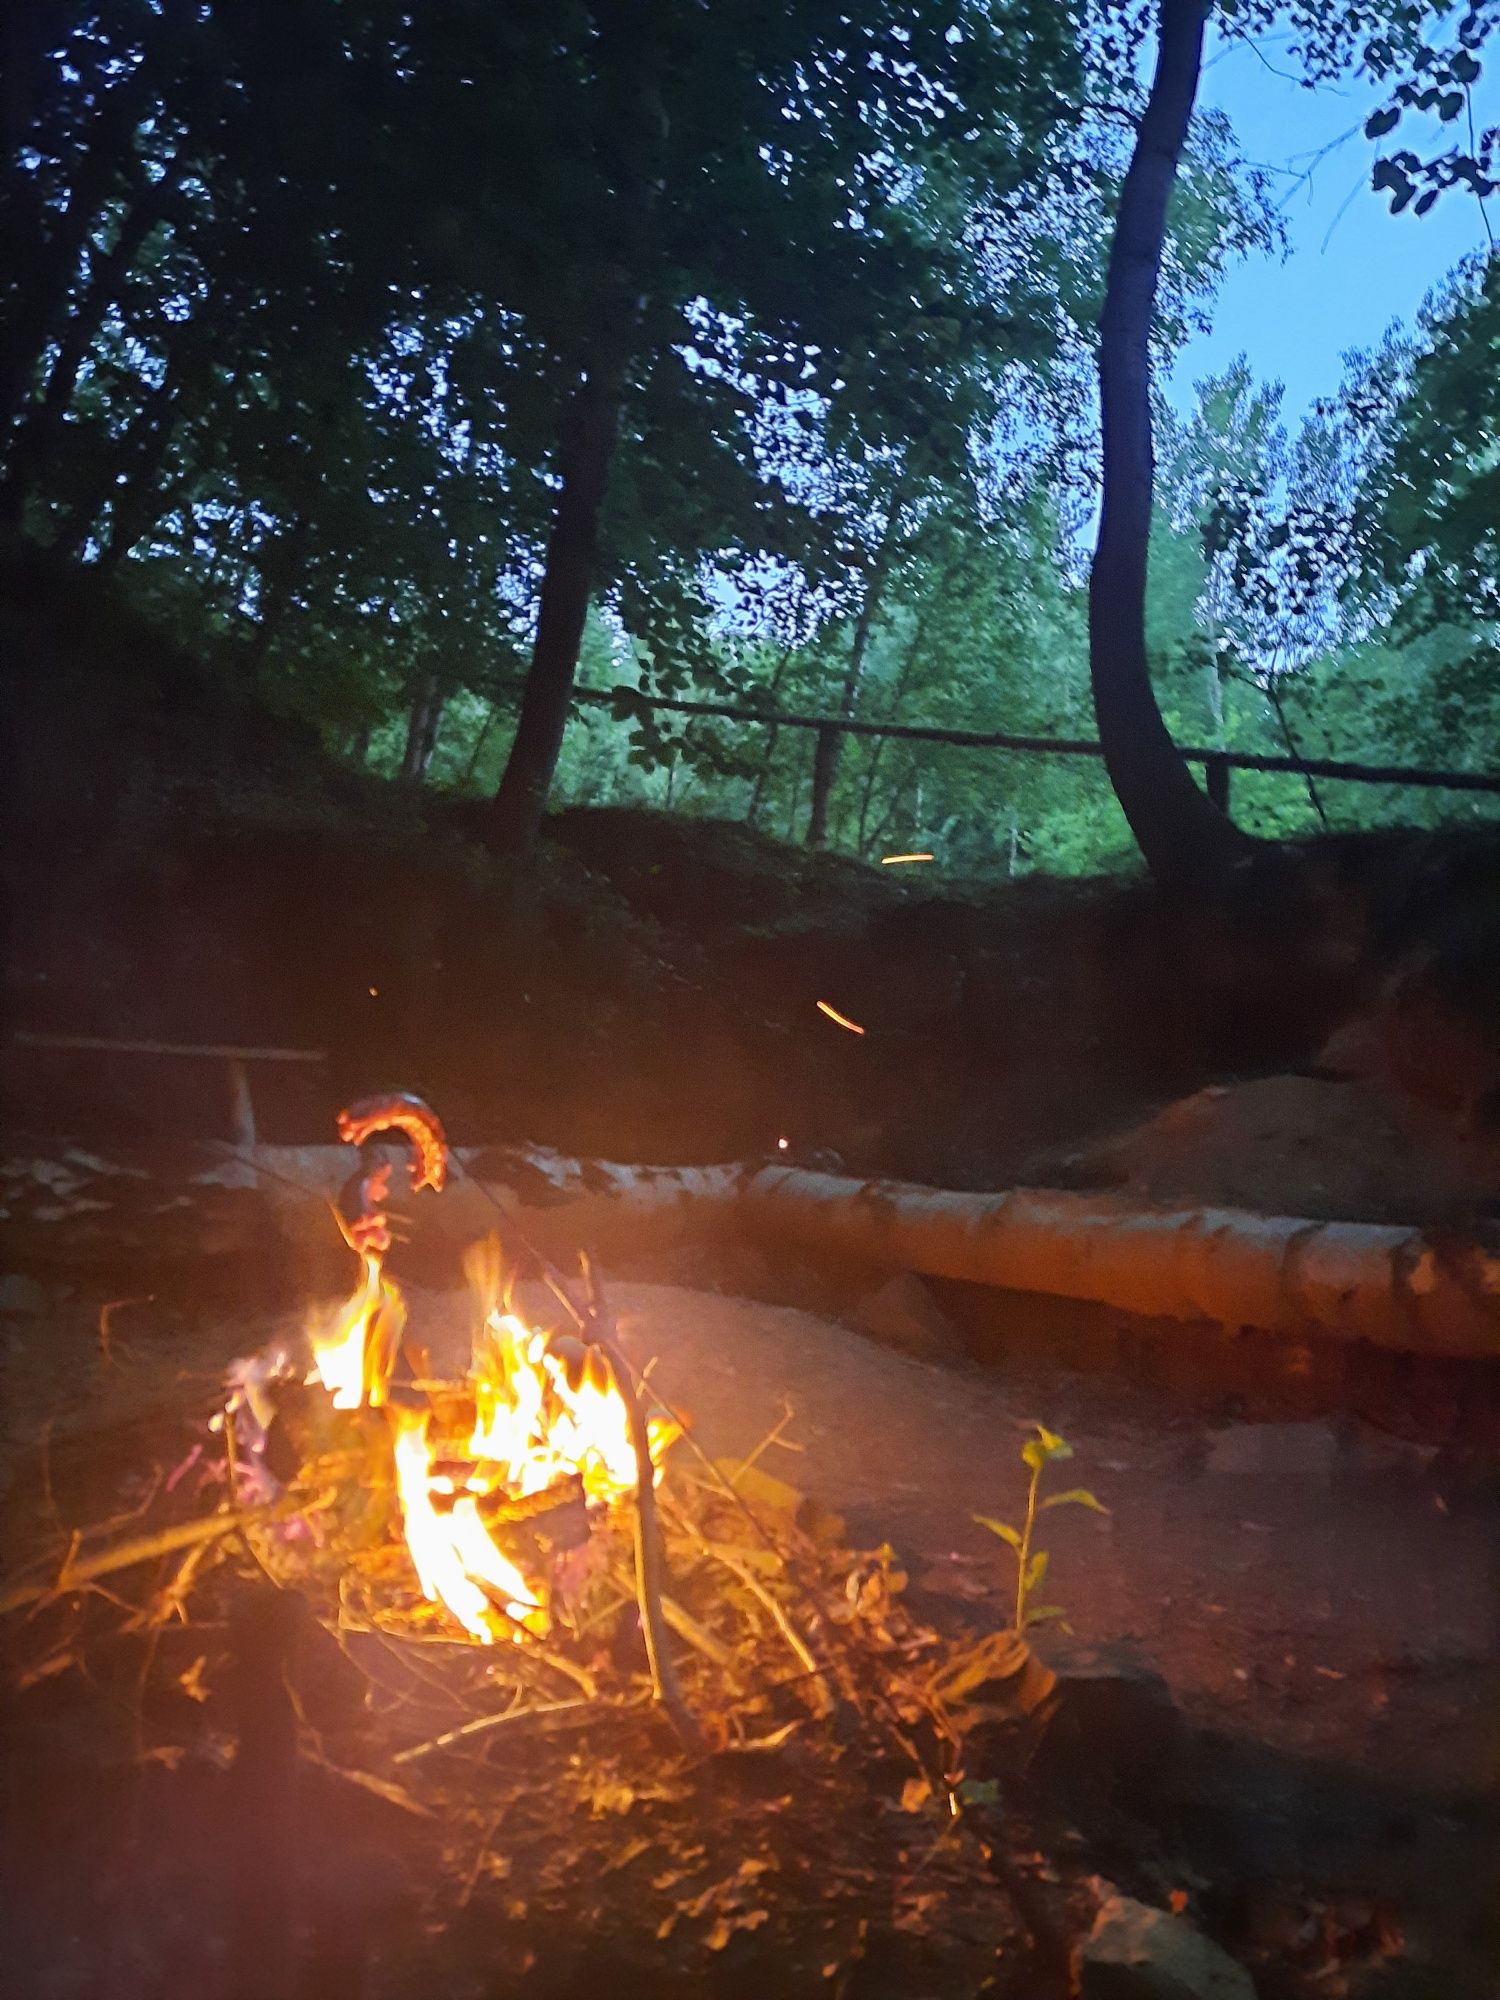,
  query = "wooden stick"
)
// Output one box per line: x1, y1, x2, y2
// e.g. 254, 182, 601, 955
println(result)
390, 1696, 603, 1766
0, 1507, 271, 1617
12, 1031, 327, 1061
659, 1595, 738, 1672
673, 1512, 832, 1715
594, 1325, 702, 1750
578, 1258, 702, 1751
